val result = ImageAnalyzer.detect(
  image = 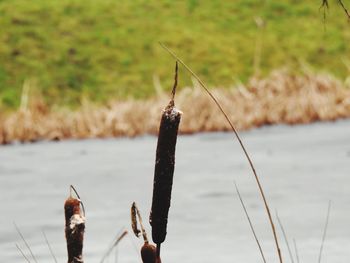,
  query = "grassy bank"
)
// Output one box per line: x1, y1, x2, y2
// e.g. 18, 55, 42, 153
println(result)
0, 0, 349, 109
1, 70, 349, 144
